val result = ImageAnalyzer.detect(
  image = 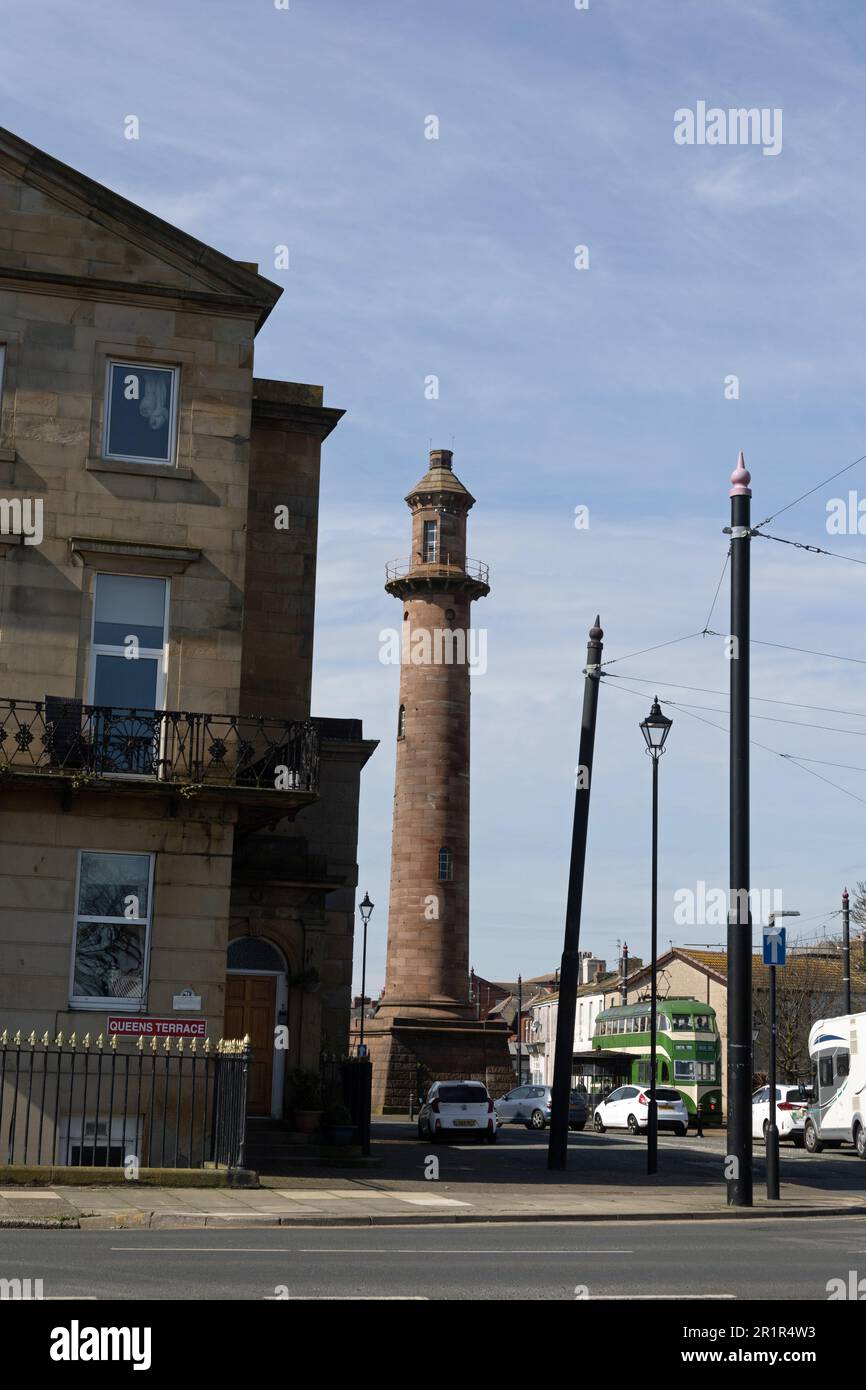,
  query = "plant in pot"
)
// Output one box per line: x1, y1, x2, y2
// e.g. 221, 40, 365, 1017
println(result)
322, 1101, 354, 1147
290, 1069, 323, 1134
